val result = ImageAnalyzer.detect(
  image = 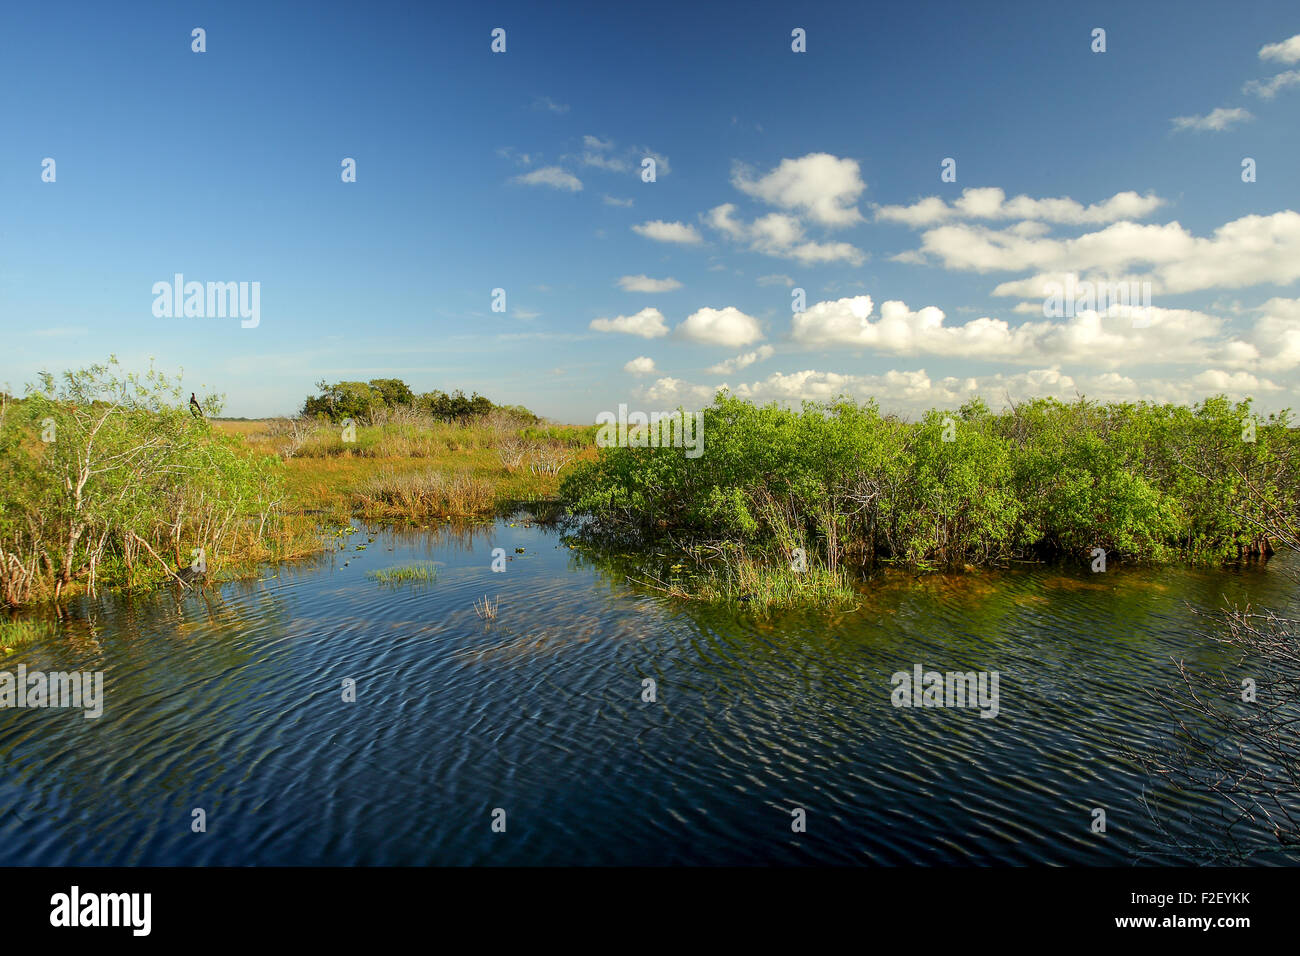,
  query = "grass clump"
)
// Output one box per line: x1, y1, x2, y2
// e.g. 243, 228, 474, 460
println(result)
352, 468, 497, 518
640, 546, 859, 612
367, 563, 438, 585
